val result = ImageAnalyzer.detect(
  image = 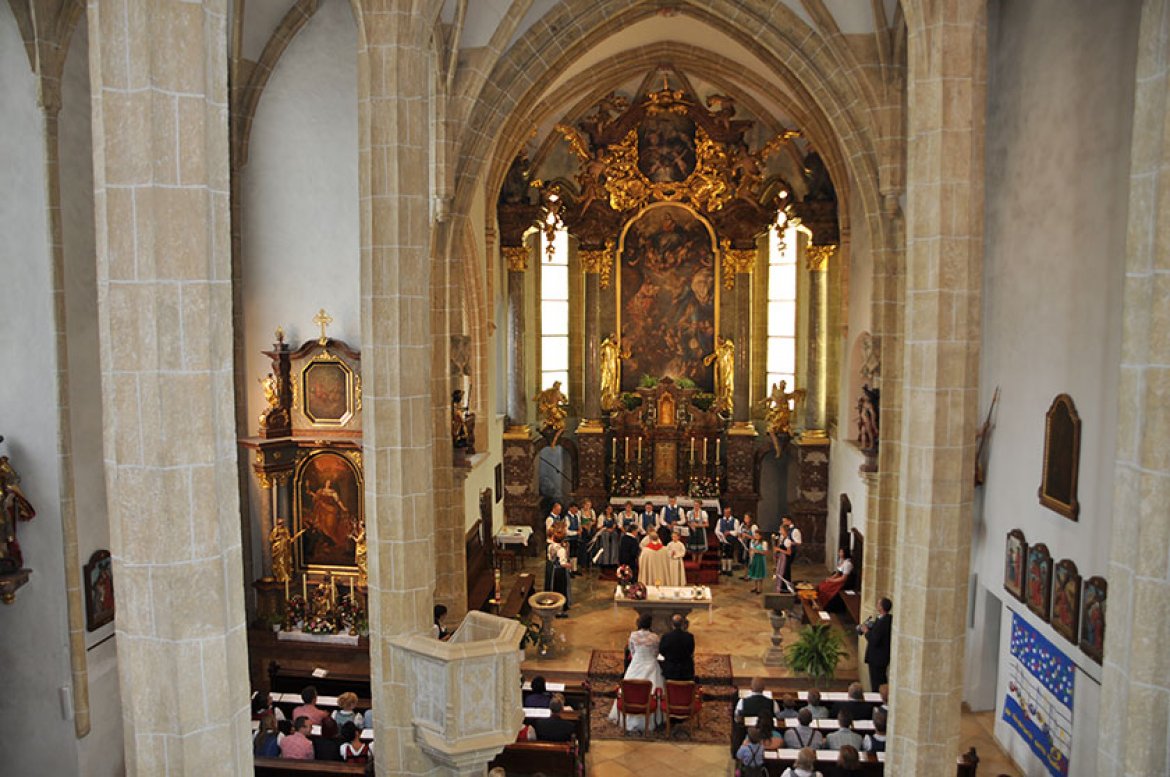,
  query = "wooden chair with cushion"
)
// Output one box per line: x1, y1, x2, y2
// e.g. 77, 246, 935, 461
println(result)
663, 680, 703, 736
615, 679, 659, 737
